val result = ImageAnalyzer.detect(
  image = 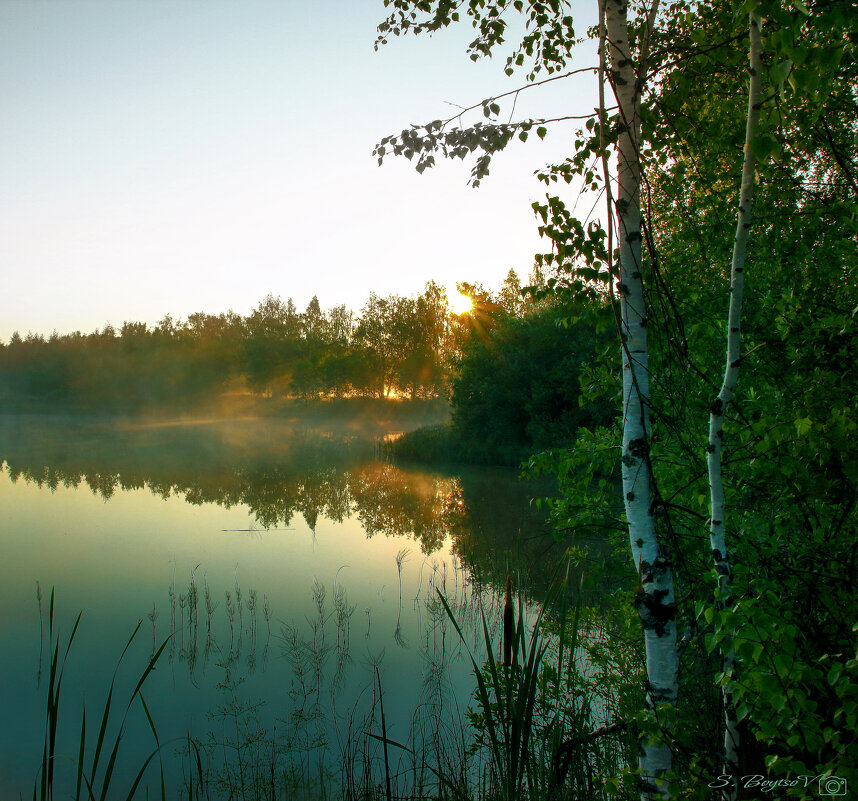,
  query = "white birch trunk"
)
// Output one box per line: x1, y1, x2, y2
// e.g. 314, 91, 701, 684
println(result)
604, 1, 677, 797
706, 14, 763, 800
